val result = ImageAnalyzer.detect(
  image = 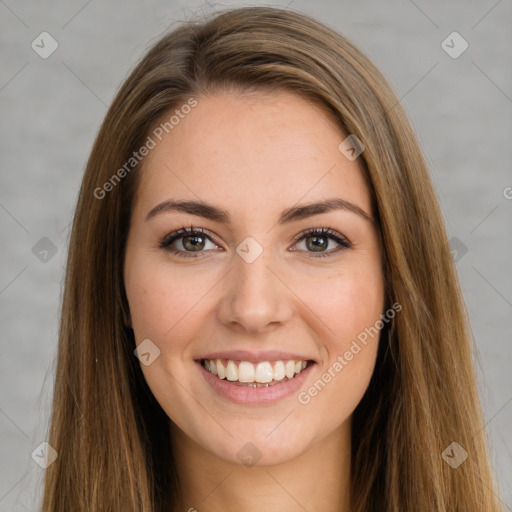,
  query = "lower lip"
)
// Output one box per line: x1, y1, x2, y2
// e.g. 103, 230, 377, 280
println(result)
196, 361, 315, 405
